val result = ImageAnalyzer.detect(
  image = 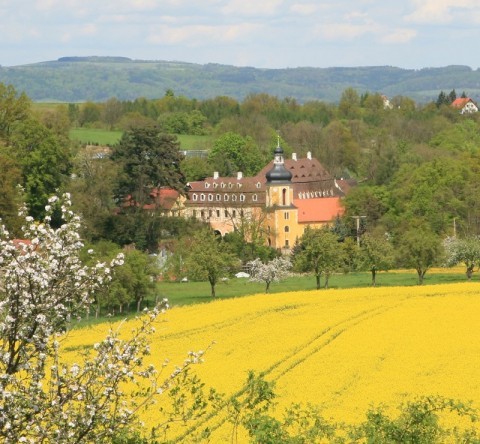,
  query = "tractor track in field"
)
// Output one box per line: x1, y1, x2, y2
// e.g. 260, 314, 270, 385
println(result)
171, 294, 417, 442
